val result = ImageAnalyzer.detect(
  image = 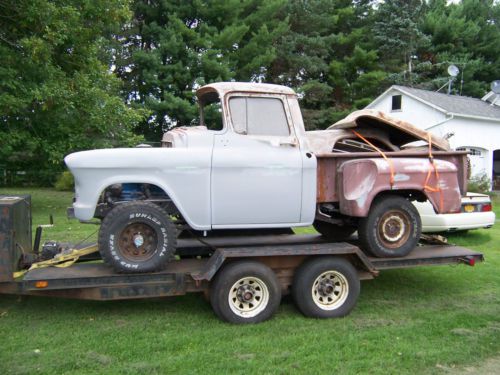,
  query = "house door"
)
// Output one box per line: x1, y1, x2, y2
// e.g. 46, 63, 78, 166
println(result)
494, 149, 500, 190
